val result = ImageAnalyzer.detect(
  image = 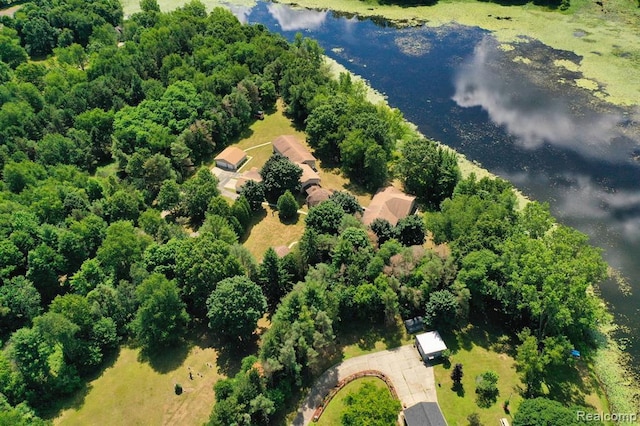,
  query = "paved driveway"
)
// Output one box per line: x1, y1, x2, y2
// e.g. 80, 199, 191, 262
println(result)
292, 344, 437, 425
